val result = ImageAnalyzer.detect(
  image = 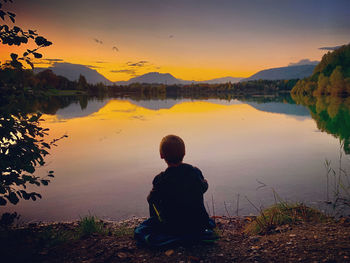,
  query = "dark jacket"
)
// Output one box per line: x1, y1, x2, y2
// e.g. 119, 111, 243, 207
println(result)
147, 163, 209, 234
